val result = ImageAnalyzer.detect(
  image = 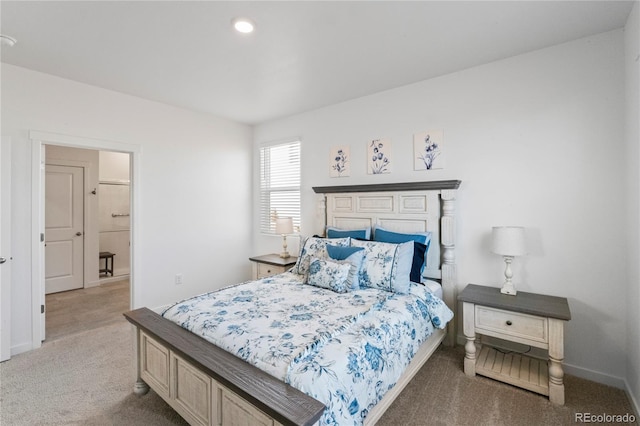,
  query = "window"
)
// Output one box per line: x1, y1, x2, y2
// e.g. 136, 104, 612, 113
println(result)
259, 140, 301, 234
